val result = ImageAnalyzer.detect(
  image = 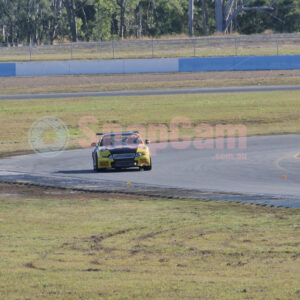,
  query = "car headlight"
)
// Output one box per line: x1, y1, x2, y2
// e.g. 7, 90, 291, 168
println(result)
136, 152, 145, 158
99, 148, 111, 158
